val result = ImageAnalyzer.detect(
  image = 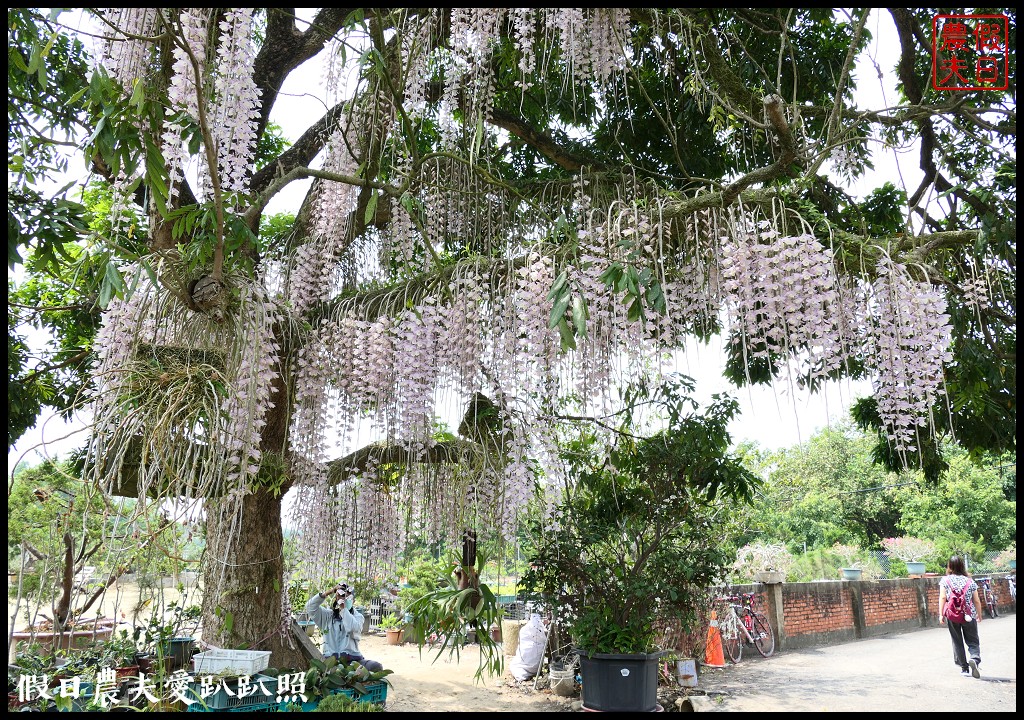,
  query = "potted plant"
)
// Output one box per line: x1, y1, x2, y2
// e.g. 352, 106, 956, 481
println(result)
881, 536, 937, 575
406, 534, 504, 682
100, 630, 141, 681
377, 614, 403, 645
733, 541, 794, 584
521, 377, 759, 712
134, 602, 201, 673
832, 543, 863, 580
